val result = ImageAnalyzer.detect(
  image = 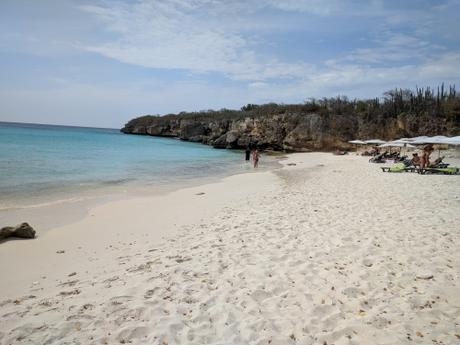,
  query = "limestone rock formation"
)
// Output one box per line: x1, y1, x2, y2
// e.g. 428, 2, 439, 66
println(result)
0, 223, 36, 241
121, 100, 459, 151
